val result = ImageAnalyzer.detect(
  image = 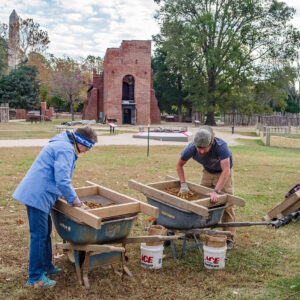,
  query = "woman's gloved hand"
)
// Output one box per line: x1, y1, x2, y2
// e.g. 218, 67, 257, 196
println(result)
180, 182, 190, 194
72, 196, 83, 207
